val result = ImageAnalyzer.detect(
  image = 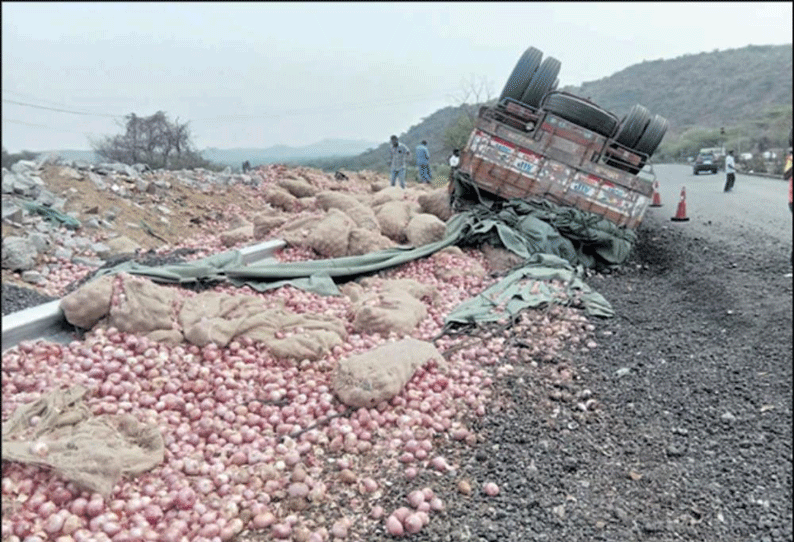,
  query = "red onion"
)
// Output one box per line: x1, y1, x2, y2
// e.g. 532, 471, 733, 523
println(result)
385, 515, 403, 536
483, 482, 500, 496
404, 512, 423, 534
271, 523, 291, 539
